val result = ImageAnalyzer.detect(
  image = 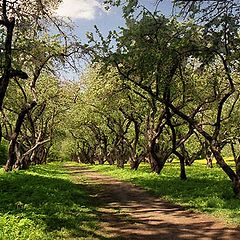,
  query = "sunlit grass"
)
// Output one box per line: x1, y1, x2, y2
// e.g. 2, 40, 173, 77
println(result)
0, 162, 104, 240
1, 159, 238, 239
86, 160, 240, 226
